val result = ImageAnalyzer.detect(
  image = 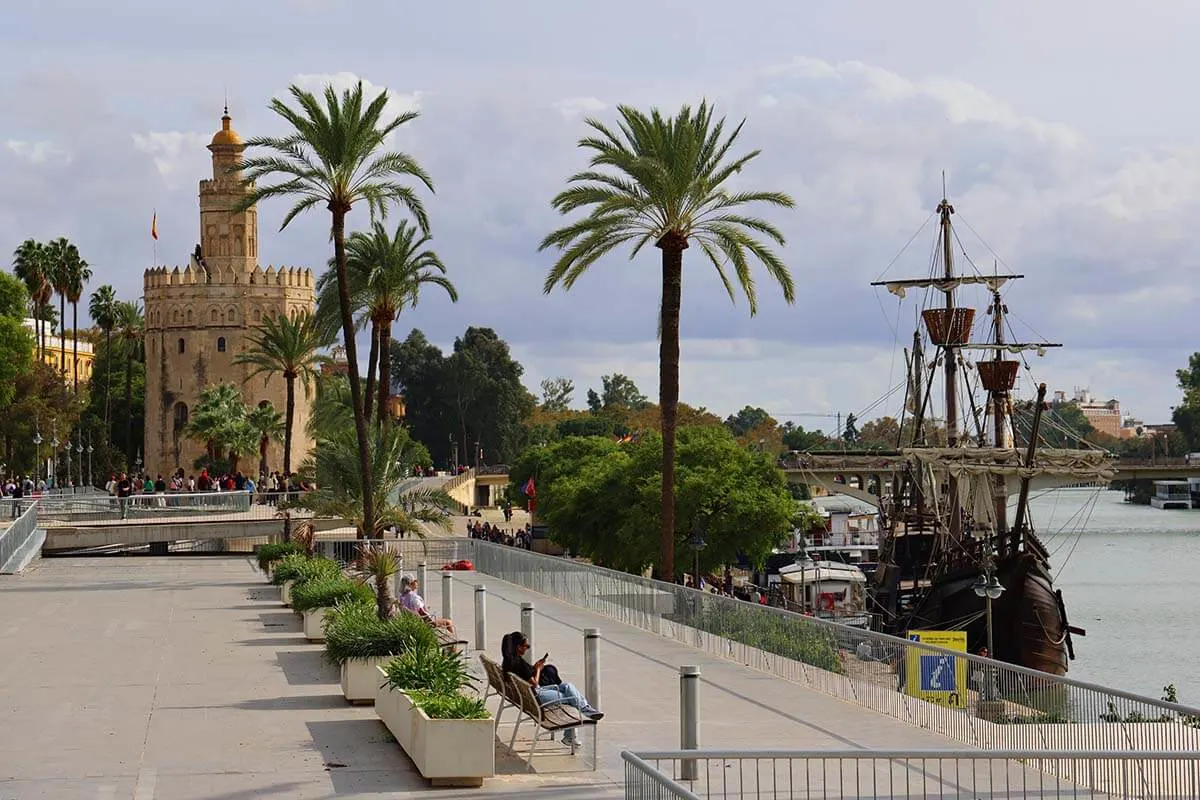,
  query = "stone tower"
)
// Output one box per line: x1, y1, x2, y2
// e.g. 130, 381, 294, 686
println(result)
143, 109, 316, 479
